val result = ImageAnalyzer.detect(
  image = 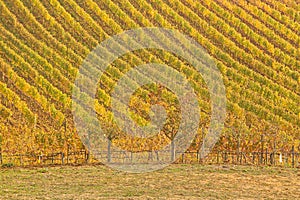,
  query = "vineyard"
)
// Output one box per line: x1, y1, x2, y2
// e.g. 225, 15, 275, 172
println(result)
0, 0, 299, 167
